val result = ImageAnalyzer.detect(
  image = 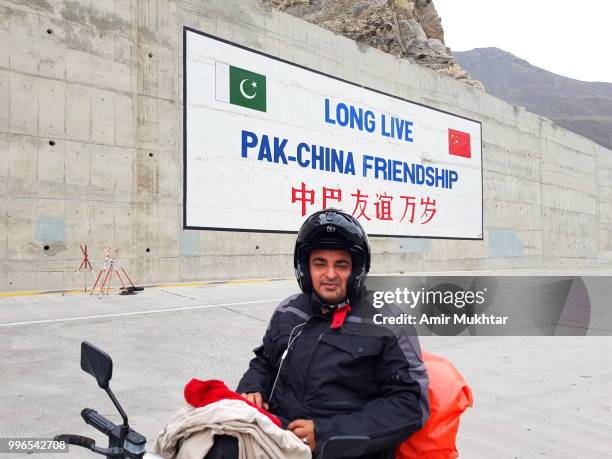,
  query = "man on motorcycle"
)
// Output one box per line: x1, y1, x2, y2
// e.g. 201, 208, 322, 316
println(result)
209, 208, 429, 458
